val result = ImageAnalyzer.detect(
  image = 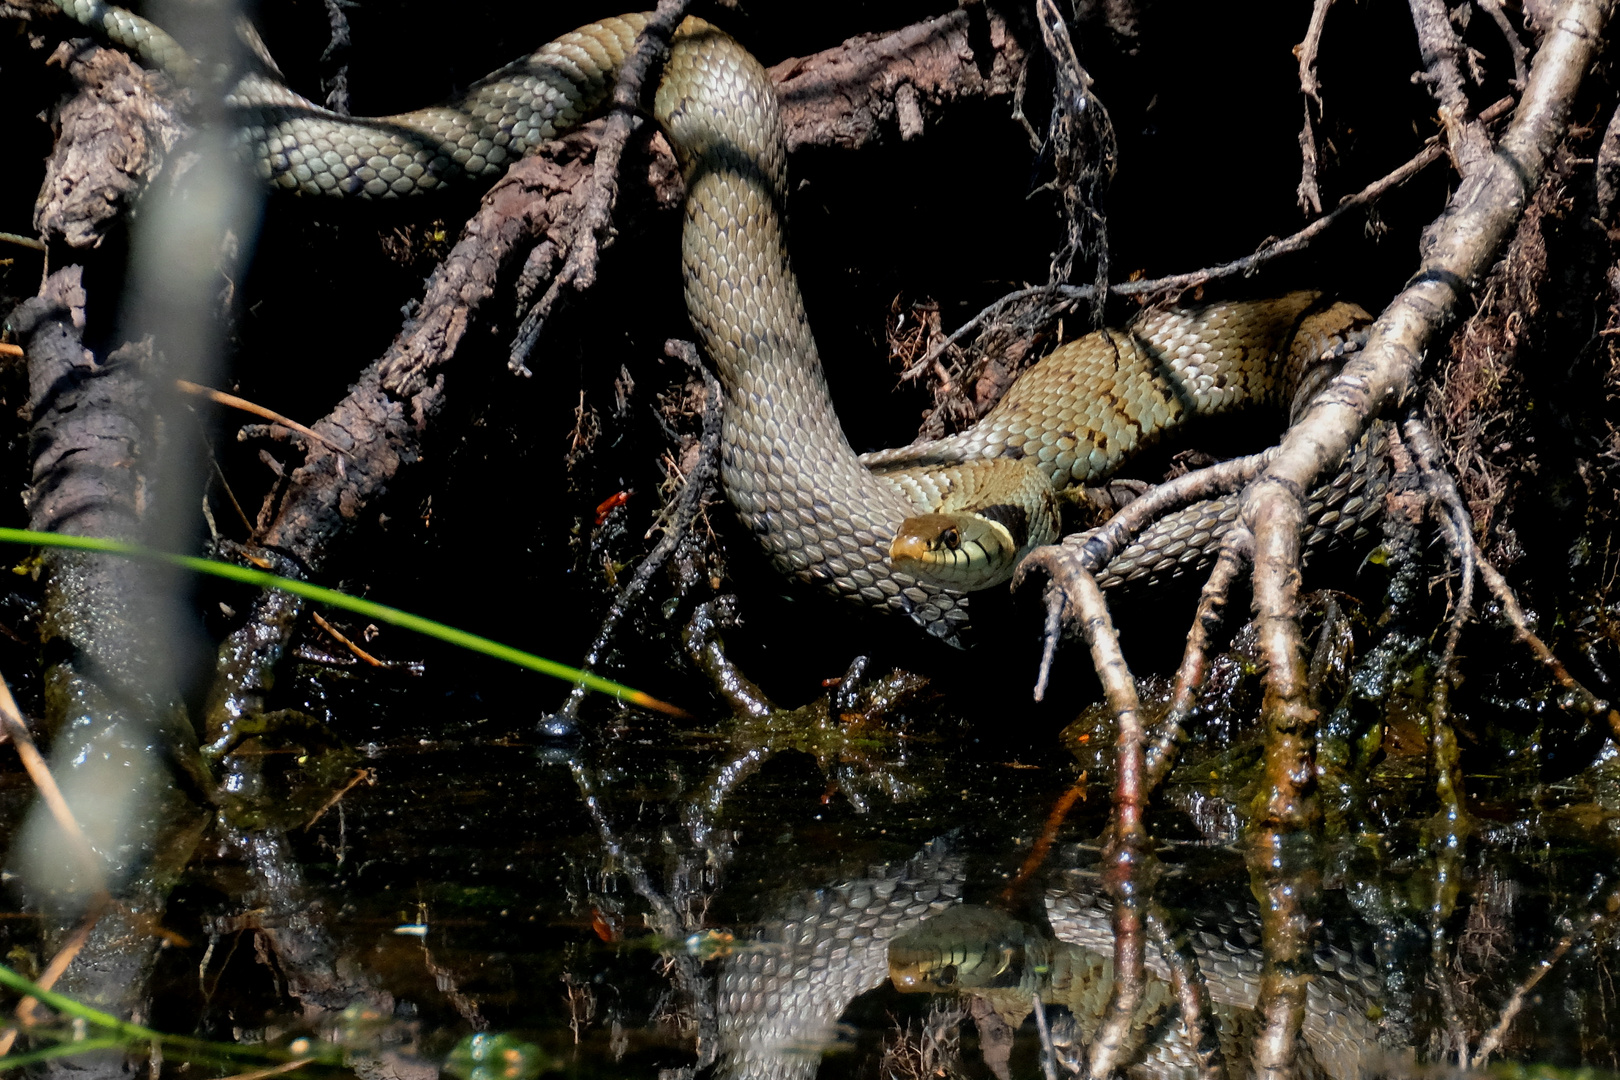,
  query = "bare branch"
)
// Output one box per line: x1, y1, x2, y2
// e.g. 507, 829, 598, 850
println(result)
1295, 0, 1337, 214
1409, 0, 1494, 172
921, 96, 1515, 373
508, 0, 689, 374
546, 340, 723, 735
1477, 0, 1531, 88
1235, 3, 1611, 1072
